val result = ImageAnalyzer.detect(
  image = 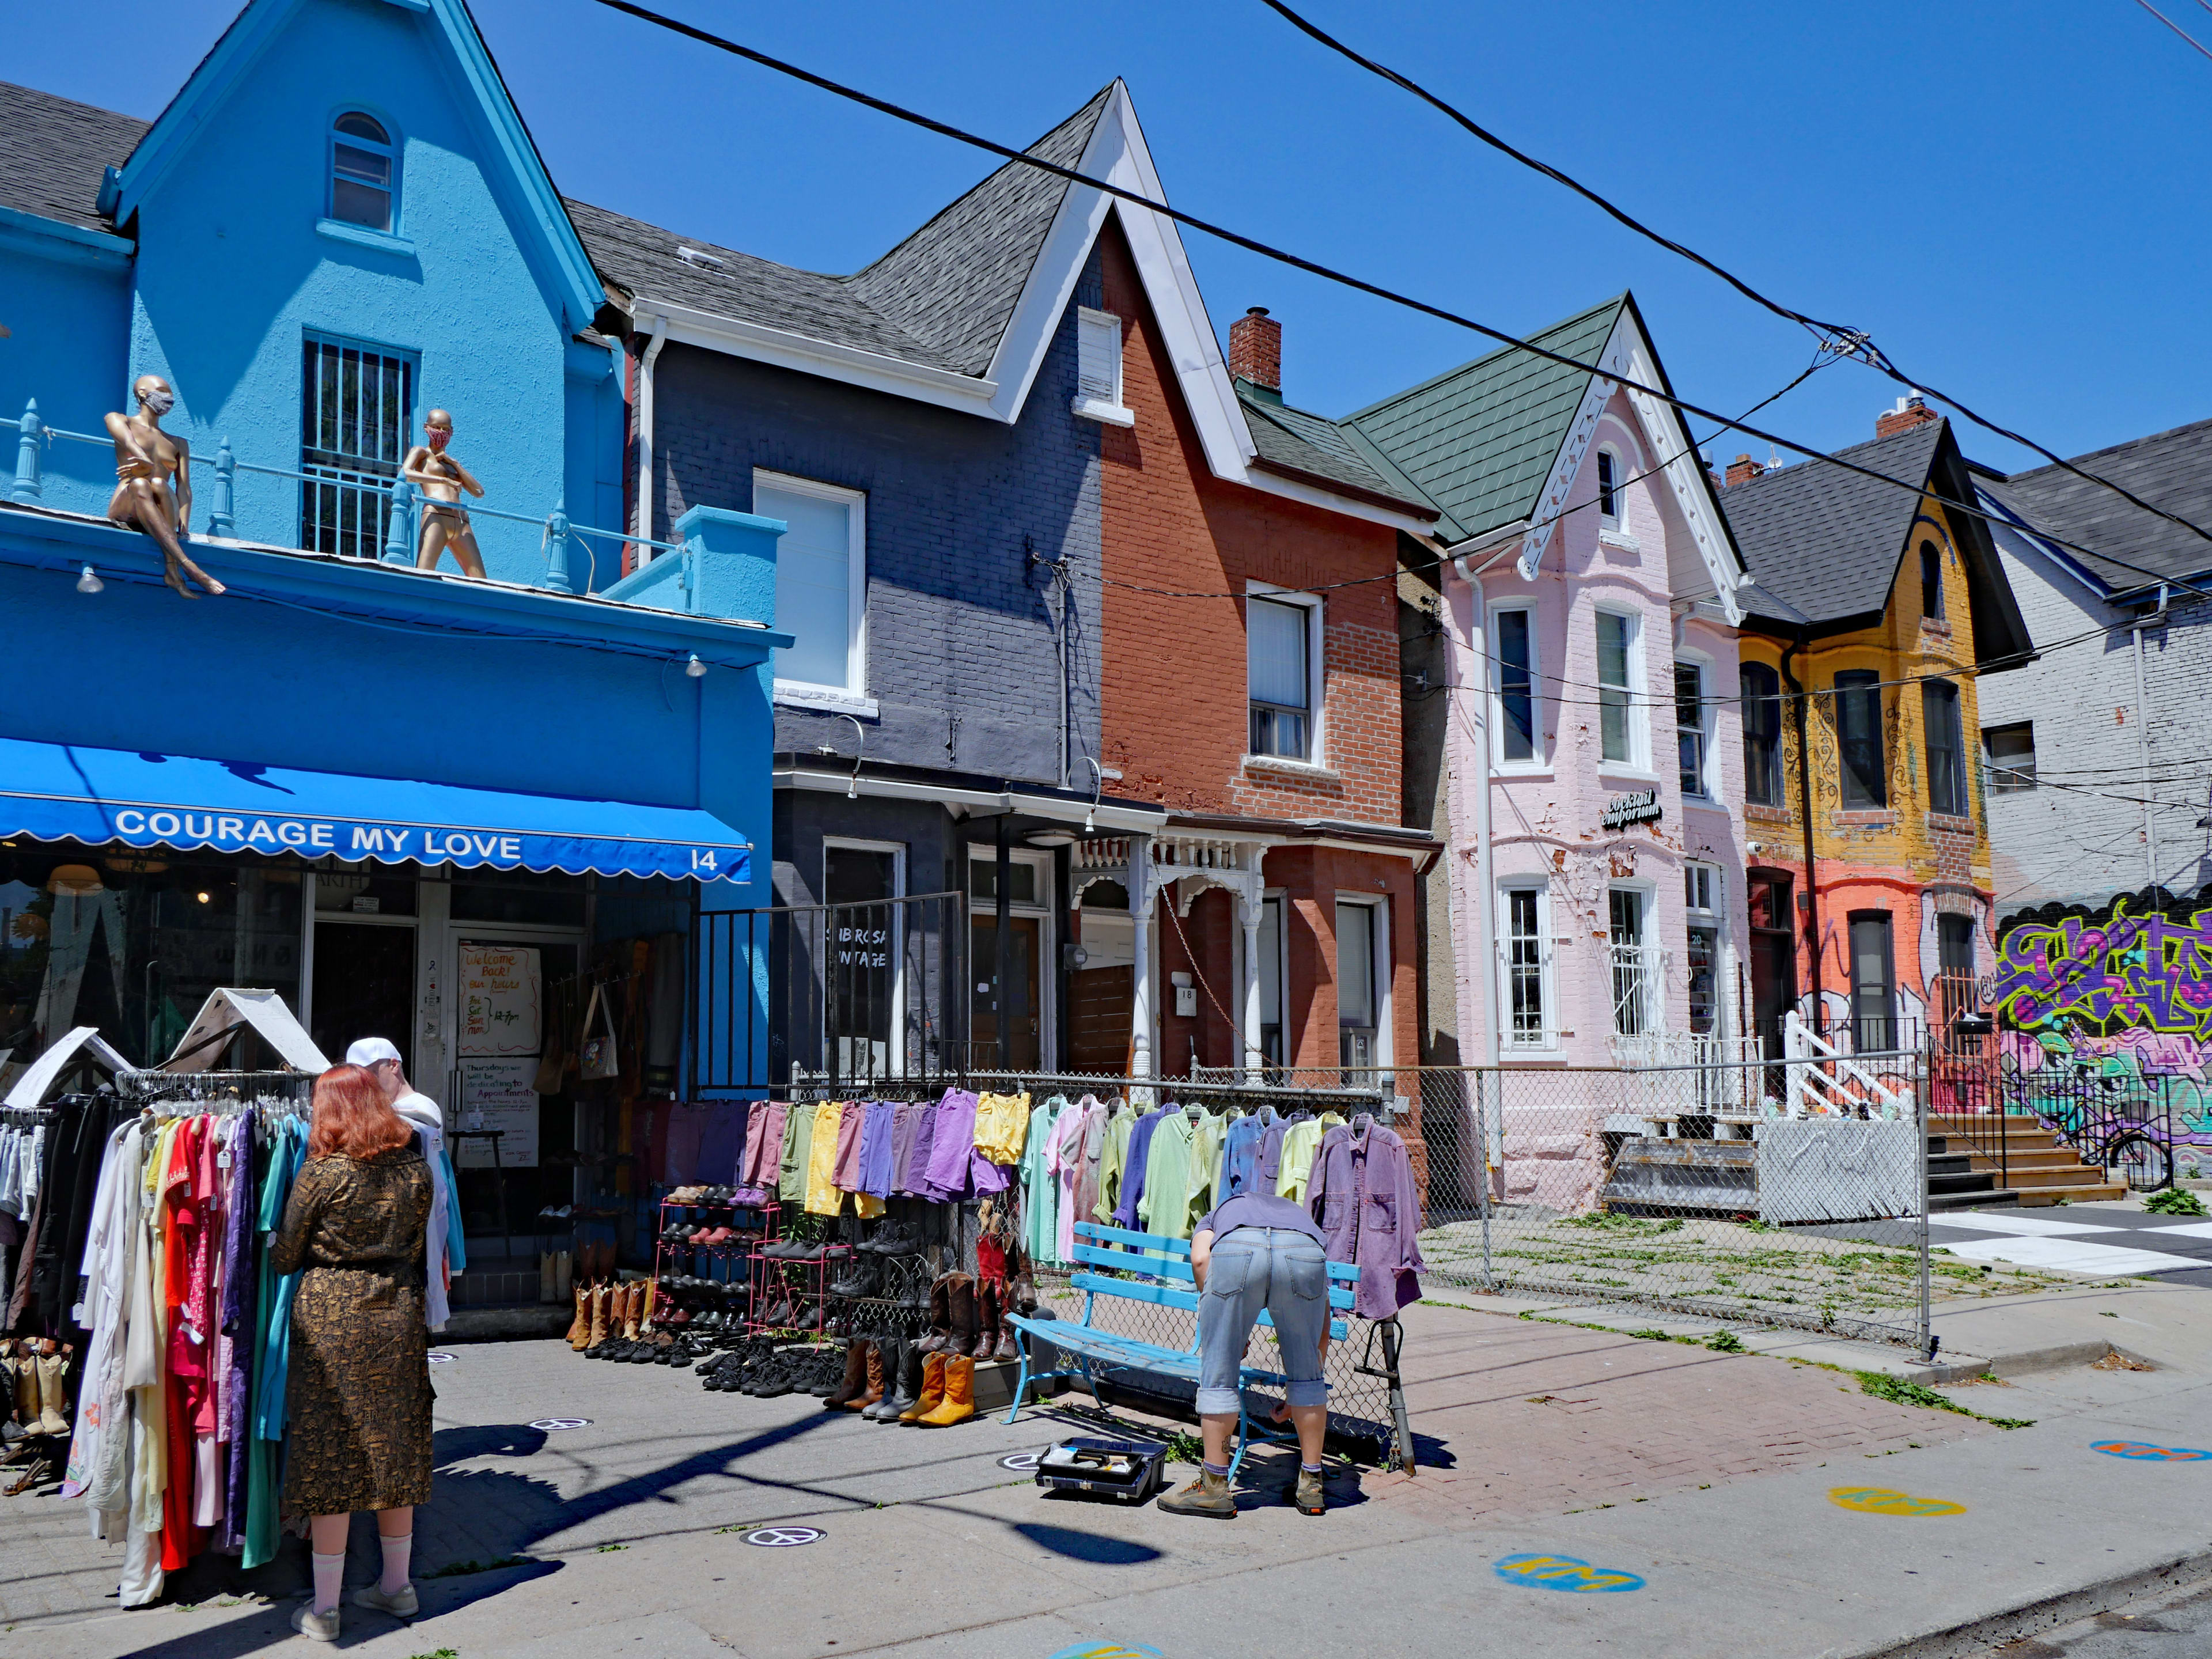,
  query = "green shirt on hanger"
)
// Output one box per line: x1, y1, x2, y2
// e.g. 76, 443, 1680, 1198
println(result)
1020, 1097, 1063, 1266
1092, 1107, 1134, 1223
1136, 1111, 1198, 1241
778, 1104, 813, 1205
